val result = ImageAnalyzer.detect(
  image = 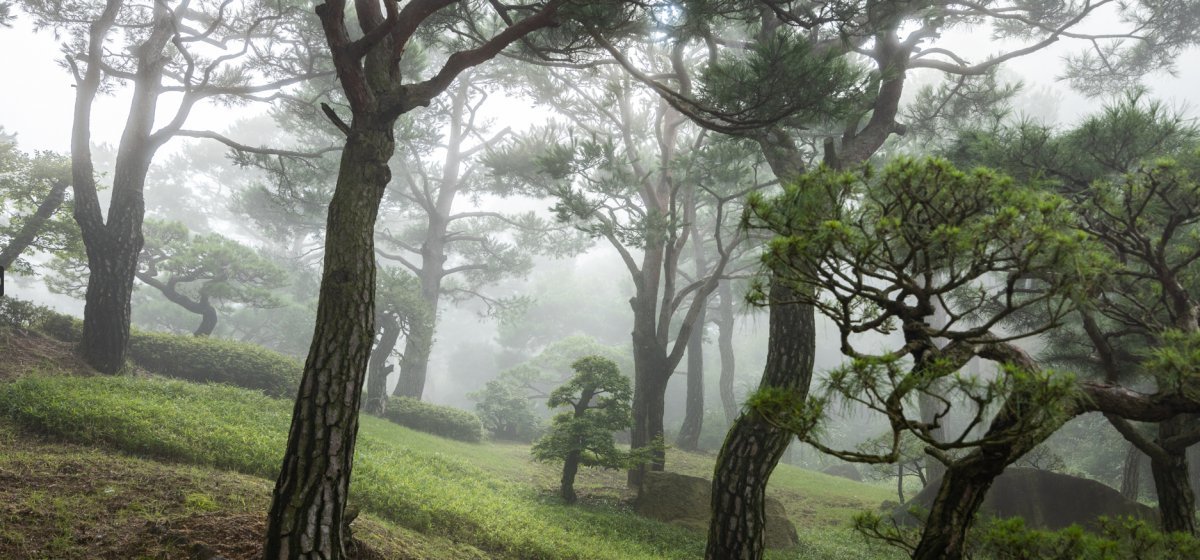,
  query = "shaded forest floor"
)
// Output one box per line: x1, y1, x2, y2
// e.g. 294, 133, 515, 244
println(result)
0, 328, 899, 559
